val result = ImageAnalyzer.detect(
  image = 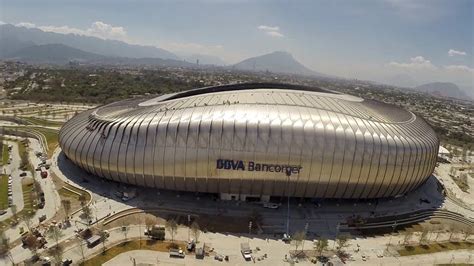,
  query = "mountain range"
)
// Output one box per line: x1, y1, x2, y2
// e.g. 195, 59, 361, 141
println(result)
0, 24, 178, 60
0, 24, 325, 76
1, 24, 470, 100
414, 82, 471, 100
